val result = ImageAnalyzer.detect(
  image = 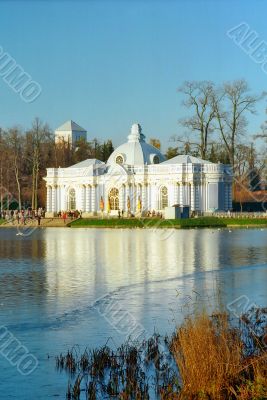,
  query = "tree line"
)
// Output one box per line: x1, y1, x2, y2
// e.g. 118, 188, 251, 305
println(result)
0, 118, 114, 210
163, 79, 267, 203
